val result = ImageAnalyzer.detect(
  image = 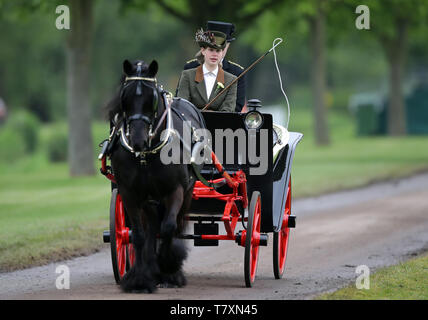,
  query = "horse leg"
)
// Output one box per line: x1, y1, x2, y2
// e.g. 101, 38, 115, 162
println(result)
120, 204, 159, 293
158, 185, 192, 288
159, 184, 183, 238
